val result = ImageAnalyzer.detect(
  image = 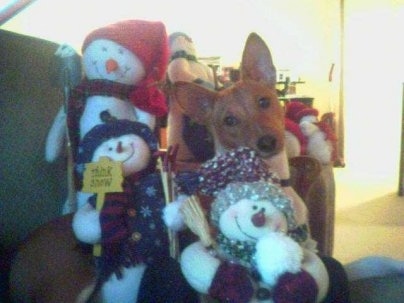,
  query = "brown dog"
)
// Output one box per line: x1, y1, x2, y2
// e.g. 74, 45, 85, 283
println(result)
171, 33, 309, 227
172, 33, 285, 161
